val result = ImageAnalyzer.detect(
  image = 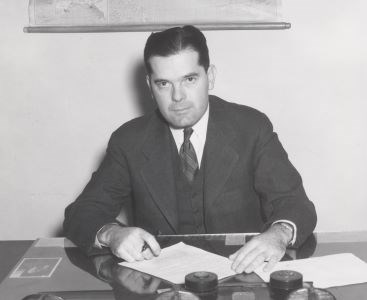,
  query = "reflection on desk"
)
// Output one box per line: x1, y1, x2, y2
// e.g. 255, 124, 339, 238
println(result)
0, 232, 366, 300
